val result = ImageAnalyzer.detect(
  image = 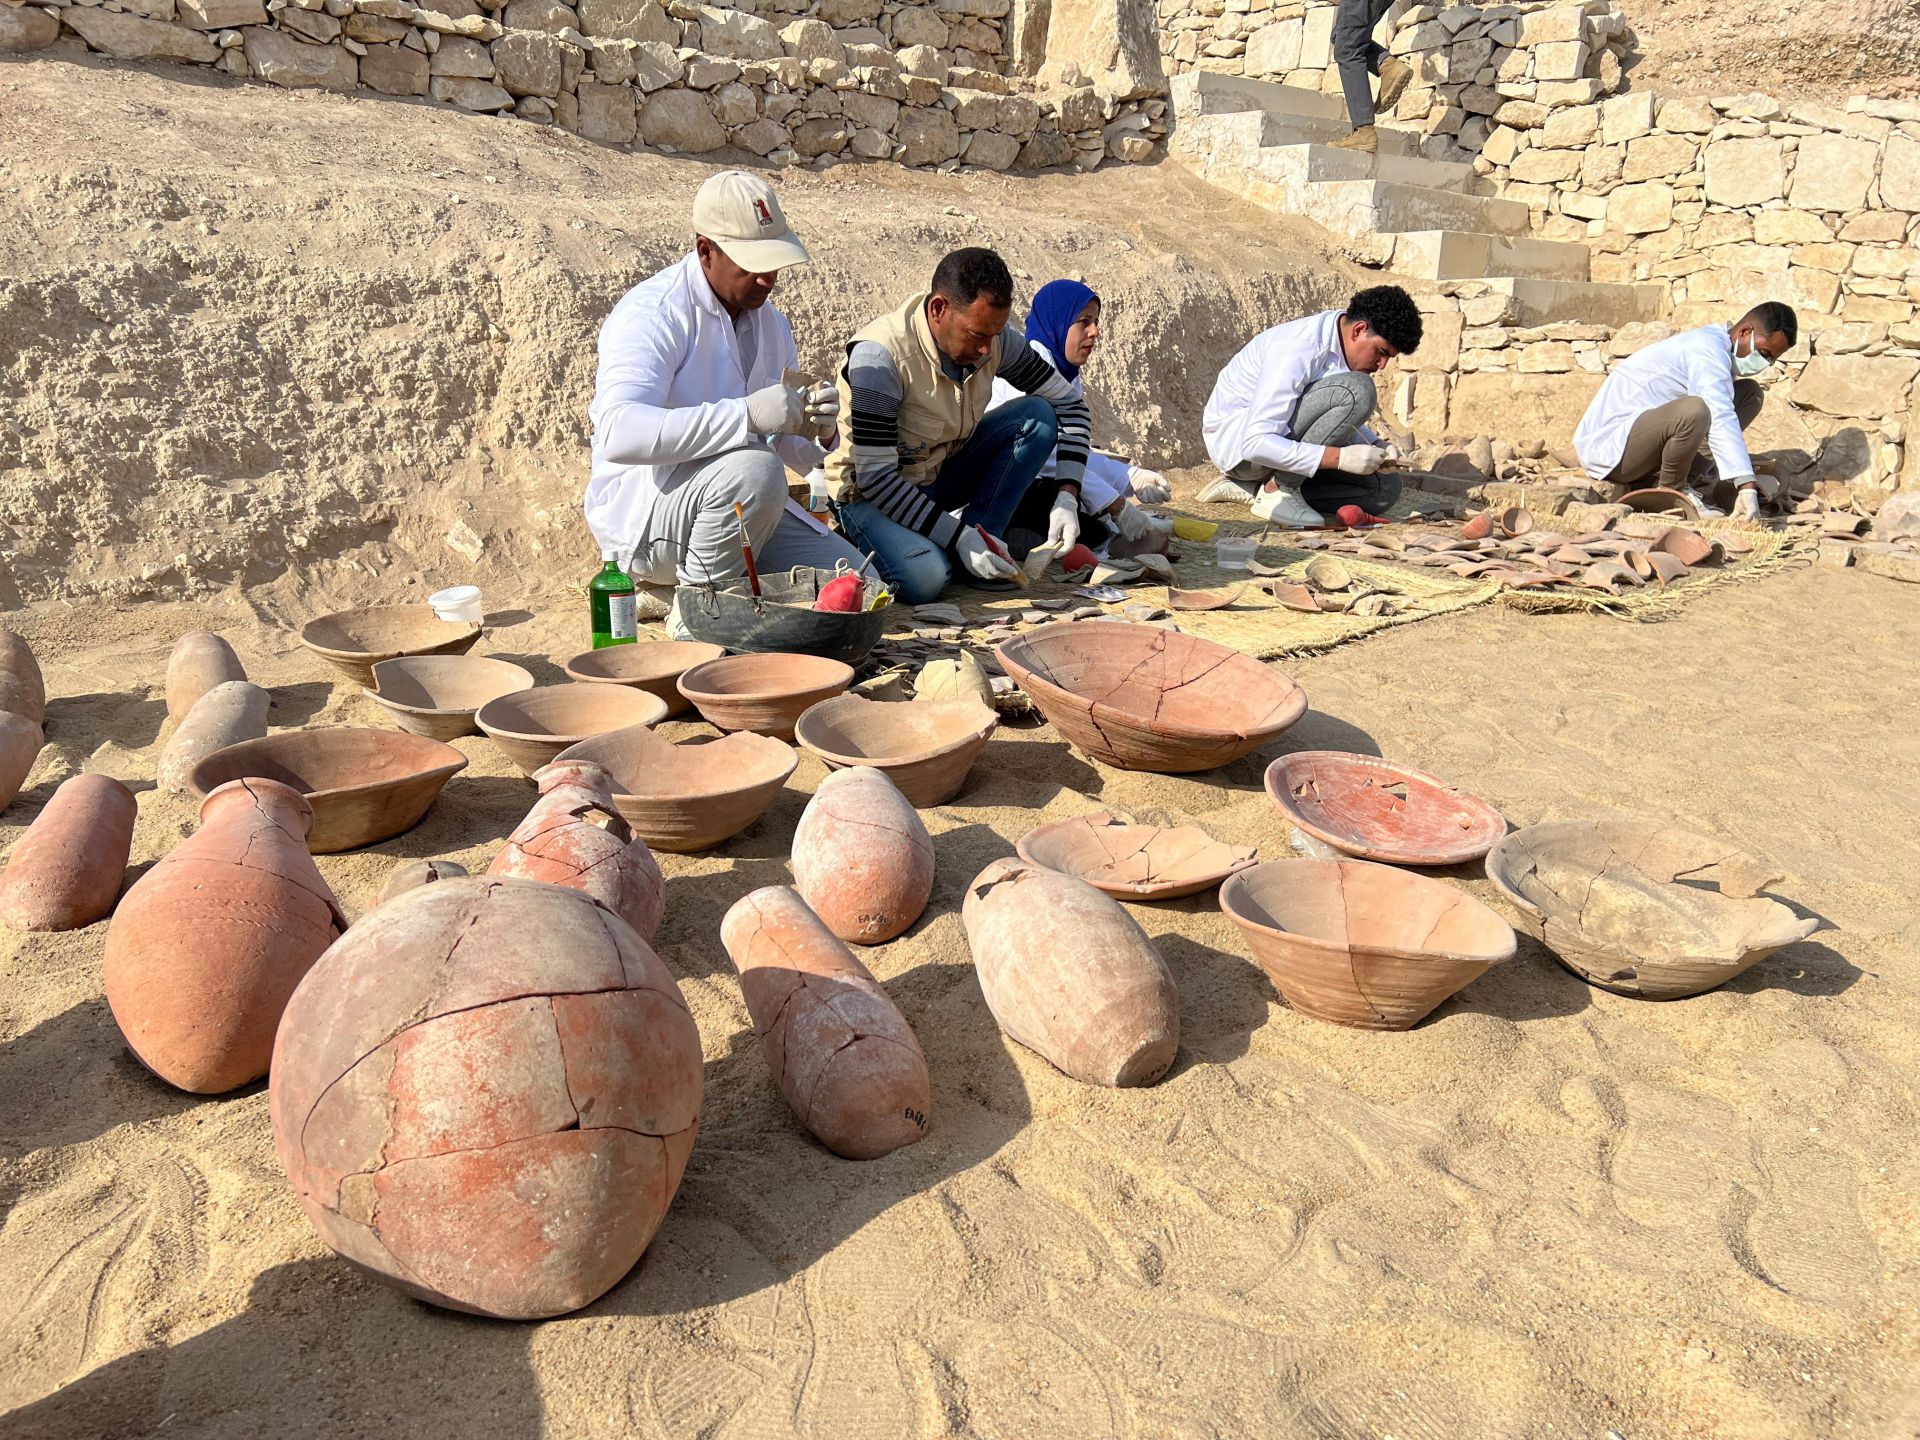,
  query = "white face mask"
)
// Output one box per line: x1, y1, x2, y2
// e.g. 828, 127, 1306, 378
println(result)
1733, 332, 1772, 378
